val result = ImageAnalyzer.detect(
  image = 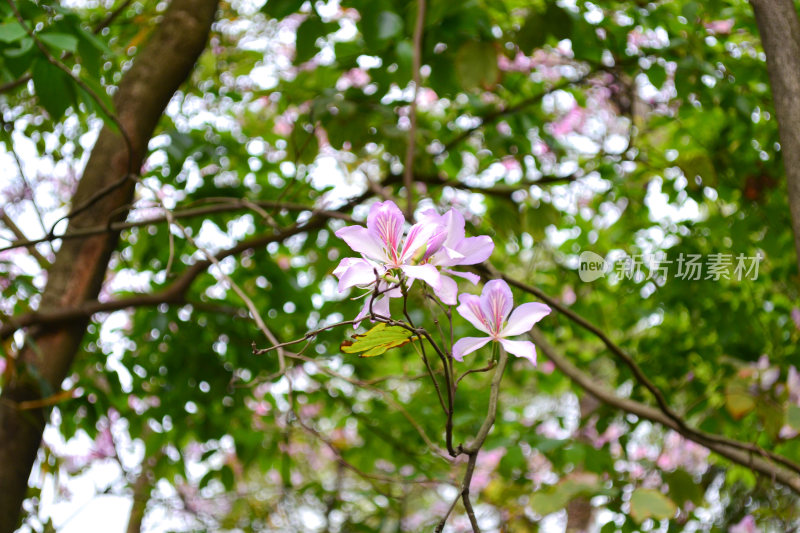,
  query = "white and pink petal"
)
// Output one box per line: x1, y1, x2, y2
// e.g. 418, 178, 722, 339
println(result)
499, 339, 537, 366
452, 336, 492, 362
335, 226, 388, 262
480, 280, 514, 333
455, 293, 492, 334
500, 302, 552, 337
